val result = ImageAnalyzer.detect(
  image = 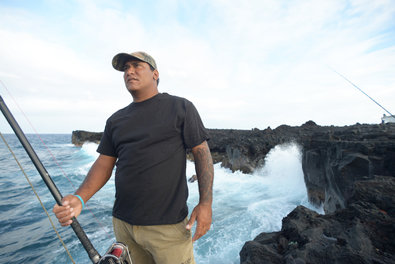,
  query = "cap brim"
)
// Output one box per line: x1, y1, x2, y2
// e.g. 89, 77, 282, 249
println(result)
112, 53, 145, 71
